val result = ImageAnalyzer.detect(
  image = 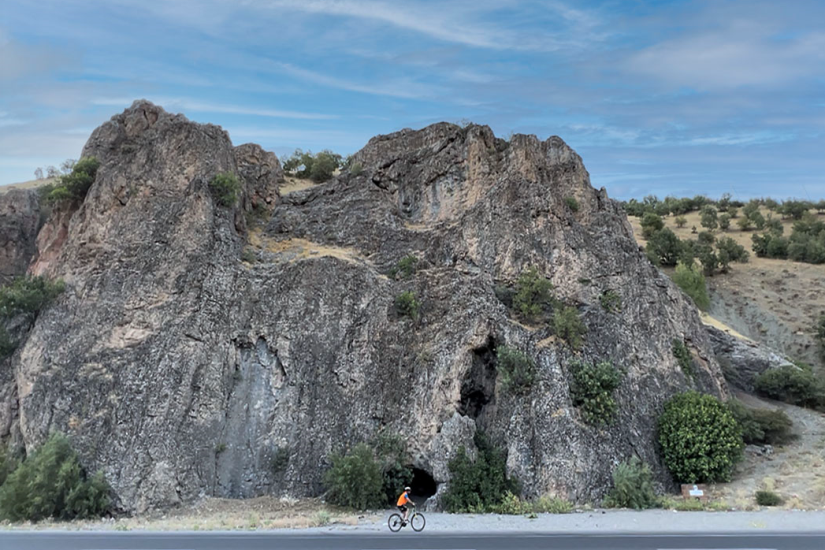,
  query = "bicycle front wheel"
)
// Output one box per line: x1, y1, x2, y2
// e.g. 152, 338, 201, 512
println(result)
388, 513, 403, 532
411, 512, 425, 532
